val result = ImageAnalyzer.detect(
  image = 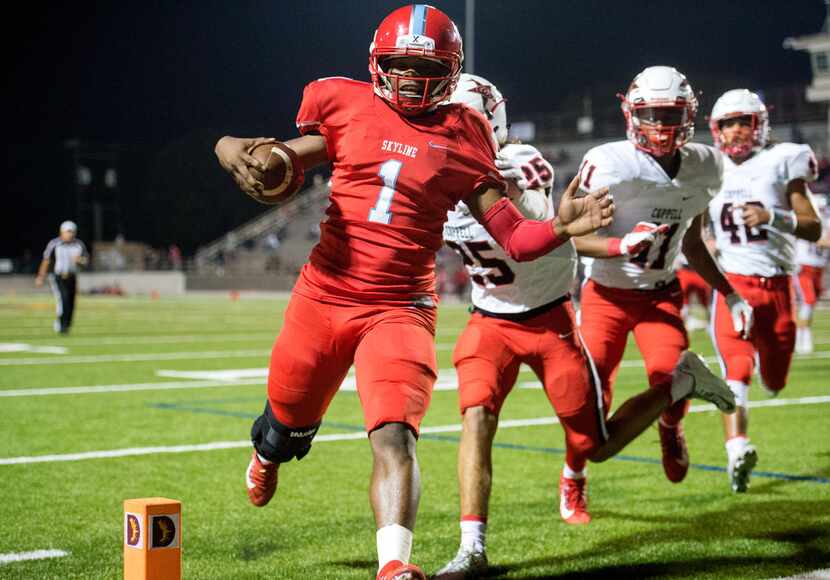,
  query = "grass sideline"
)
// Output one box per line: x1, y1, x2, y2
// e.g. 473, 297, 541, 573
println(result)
1, 294, 828, 579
